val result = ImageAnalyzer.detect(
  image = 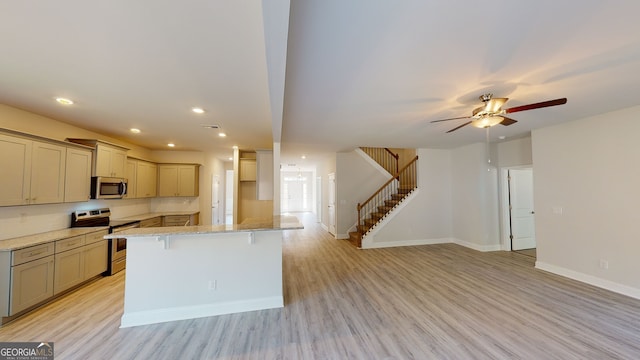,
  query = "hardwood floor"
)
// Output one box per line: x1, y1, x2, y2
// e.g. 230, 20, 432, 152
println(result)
1, 213, 640, 359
